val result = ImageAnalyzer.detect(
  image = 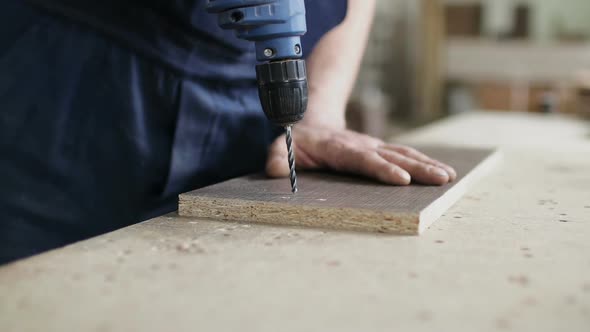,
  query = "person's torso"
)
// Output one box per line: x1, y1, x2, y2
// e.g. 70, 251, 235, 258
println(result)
27, 0, 348, 81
